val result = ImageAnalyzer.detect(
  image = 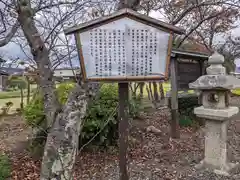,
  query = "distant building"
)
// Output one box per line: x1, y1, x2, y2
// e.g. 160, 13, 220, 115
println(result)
0, 67, 24, 76
53, 68, 80, 81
